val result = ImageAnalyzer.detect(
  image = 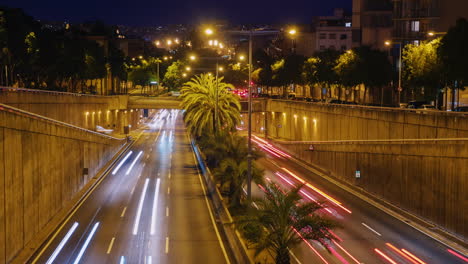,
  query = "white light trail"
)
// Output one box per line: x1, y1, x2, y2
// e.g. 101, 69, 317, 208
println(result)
125, 151, 143, 175
73, 222, 100, 264
133, 178, 150, 235
46, 222, 79, 264
119, 256, 125, 264
112, 151, 133, 175
150, 178, 161, 235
